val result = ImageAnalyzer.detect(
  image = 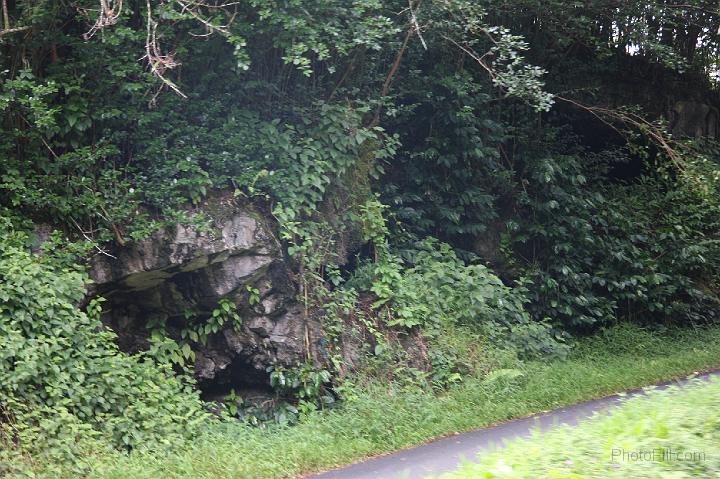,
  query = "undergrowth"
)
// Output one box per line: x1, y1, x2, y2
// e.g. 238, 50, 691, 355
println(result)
3, 323, 720, 478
